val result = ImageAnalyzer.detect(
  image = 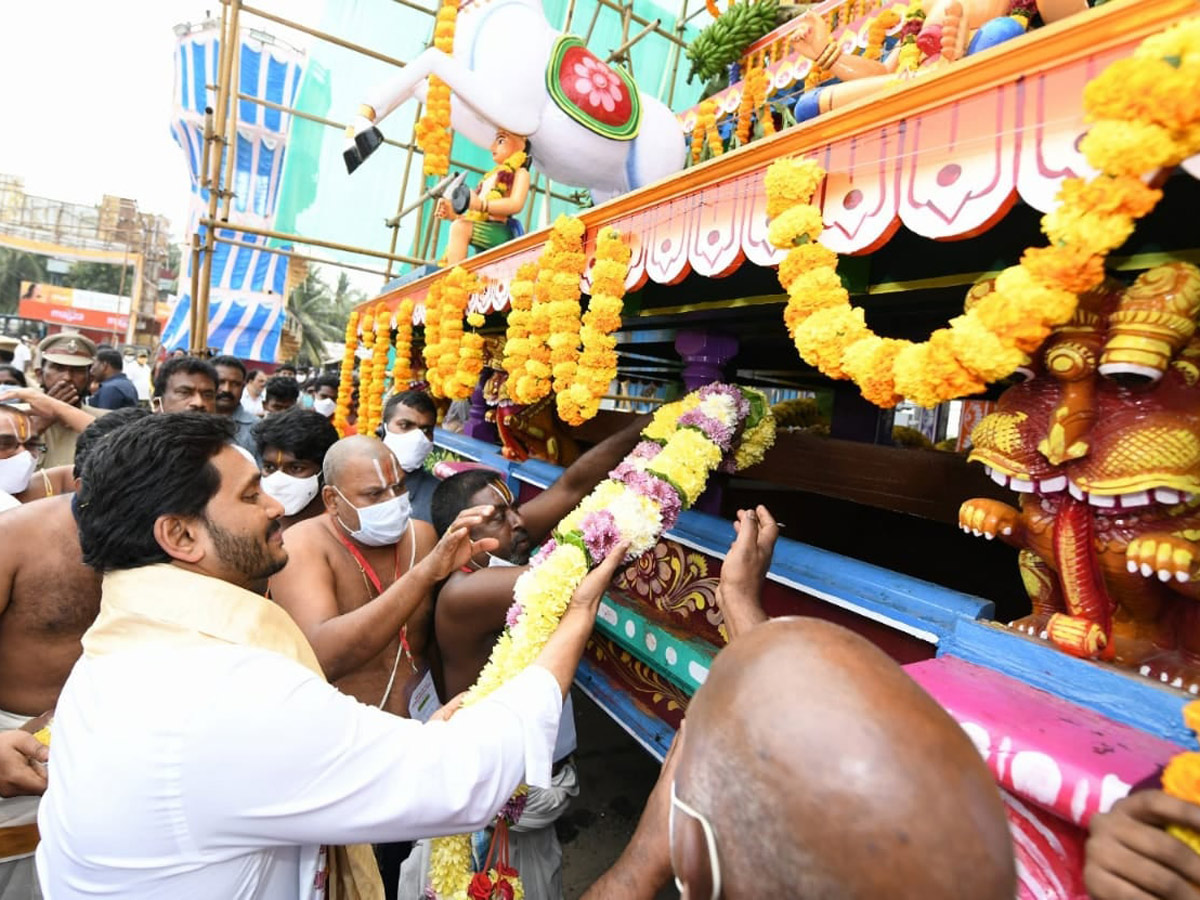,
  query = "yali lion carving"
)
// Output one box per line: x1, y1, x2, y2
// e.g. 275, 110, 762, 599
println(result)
959, 263, 1200, 689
